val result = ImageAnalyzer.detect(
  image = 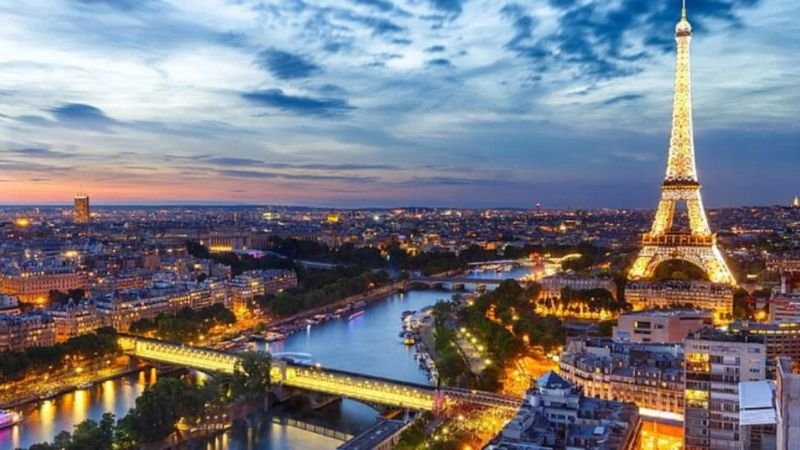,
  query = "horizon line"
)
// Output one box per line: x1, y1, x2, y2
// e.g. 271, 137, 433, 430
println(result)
0, 201, 794, 211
